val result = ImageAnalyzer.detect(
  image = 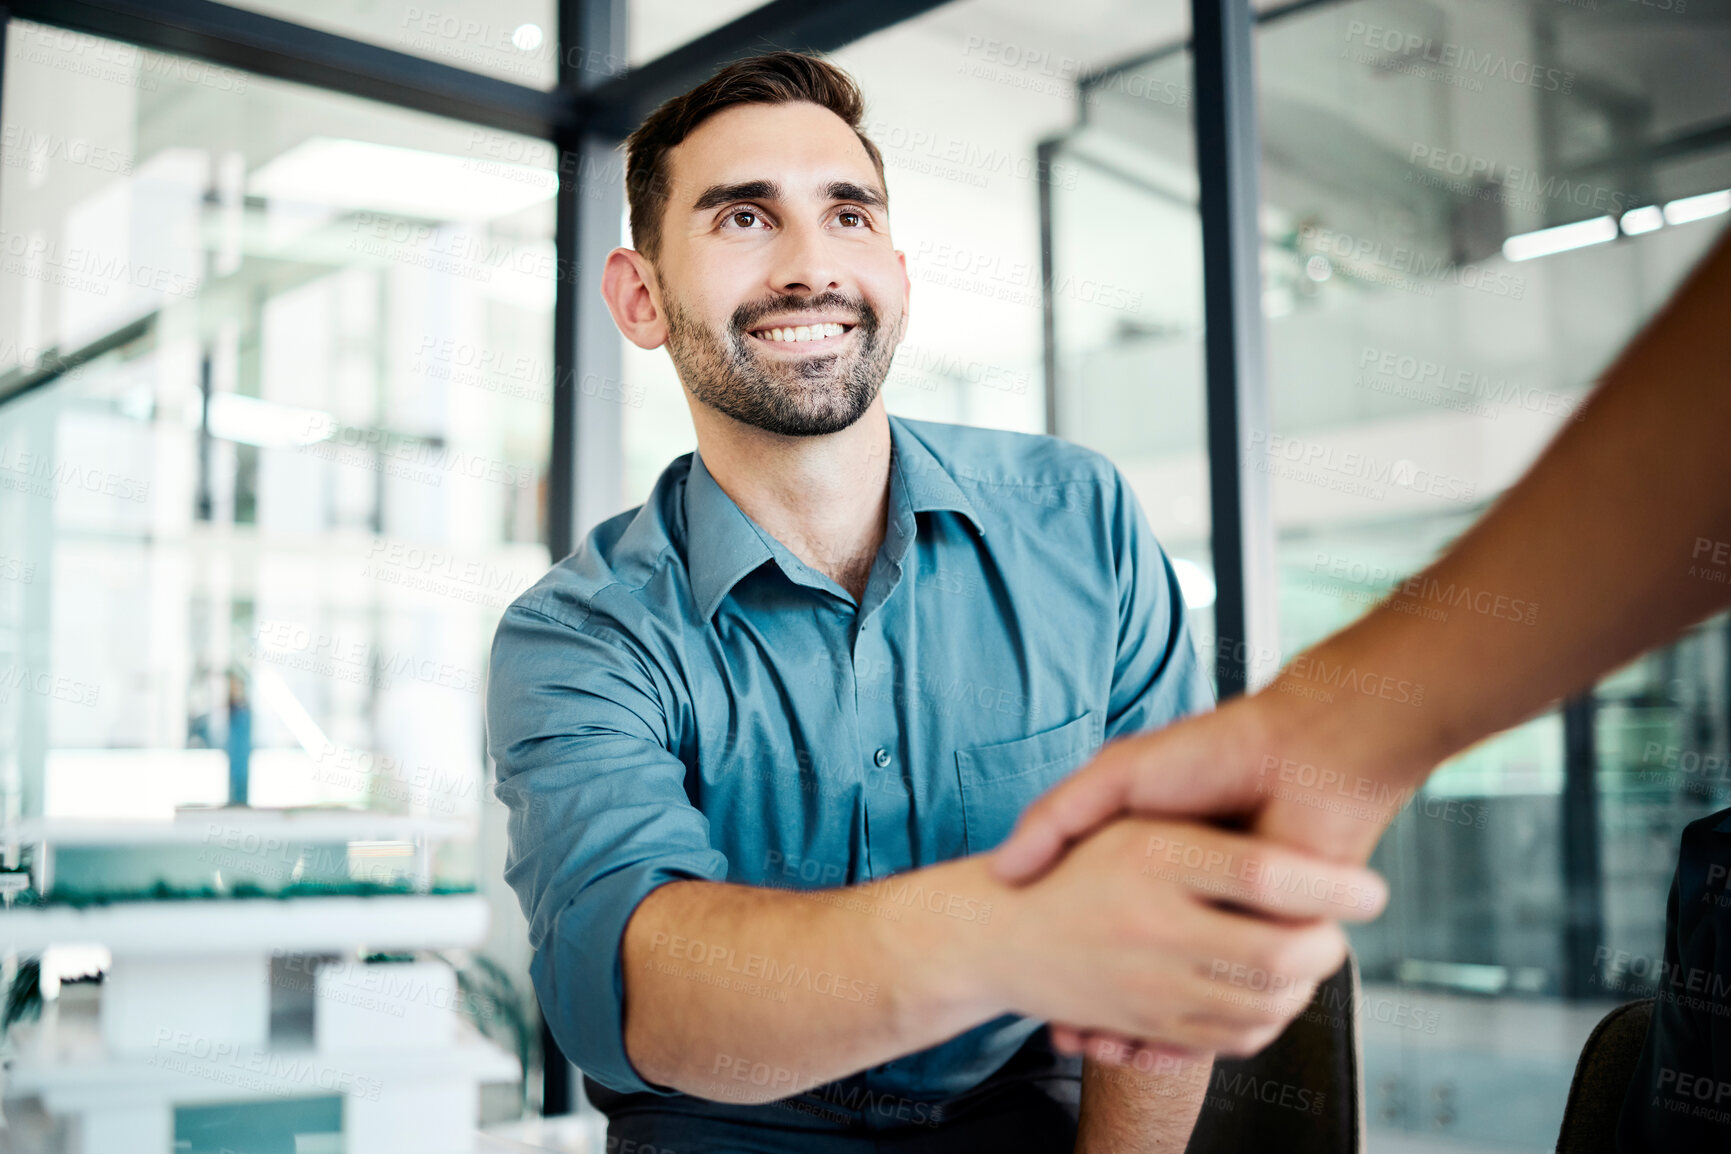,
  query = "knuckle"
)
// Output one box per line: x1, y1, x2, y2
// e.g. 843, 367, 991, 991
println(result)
1254, 933, 1301, 977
